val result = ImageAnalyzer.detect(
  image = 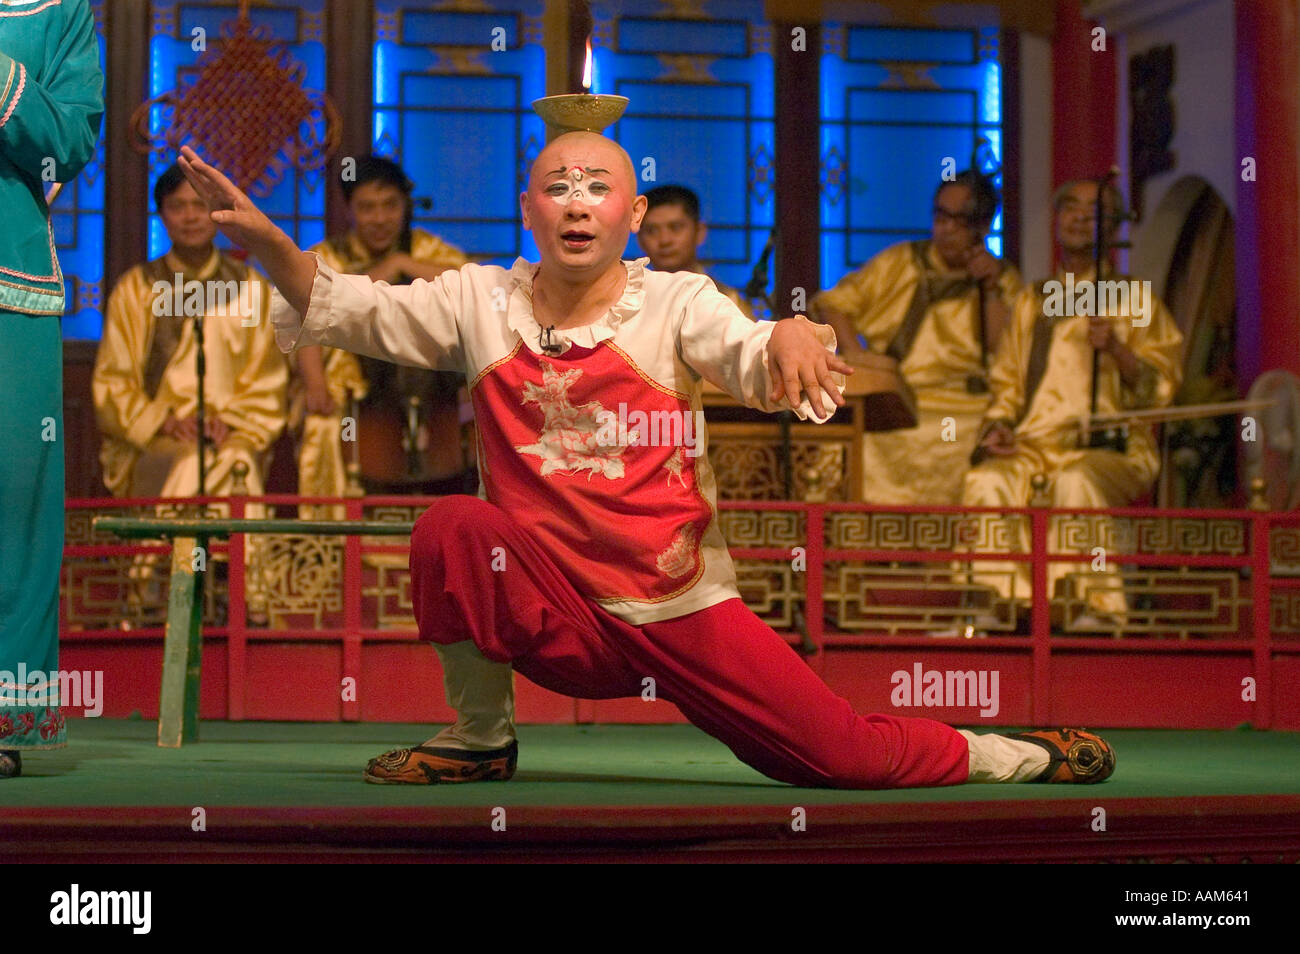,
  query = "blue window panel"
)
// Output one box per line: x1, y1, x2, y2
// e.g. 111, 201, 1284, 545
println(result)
847, 89, 978, 125
402, 10, 518, 46
982, 60, 1002, 123
618, 18, 749, 57
820, 24, 1004, 292
847, 125, 979, 227
617, 113, 752, 223
374, 0, 545, 267
147, 1, 328, 263
400, 107, 522, 221
56, 0, 107, 340
847, 27, 974, 64
596, 0, 773, 306
618, 80, 749, 118
402, 73, 520, 111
